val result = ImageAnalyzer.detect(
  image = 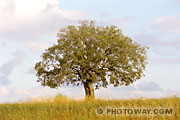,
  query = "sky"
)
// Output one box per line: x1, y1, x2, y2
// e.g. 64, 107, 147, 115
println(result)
0, 0, 180, 103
